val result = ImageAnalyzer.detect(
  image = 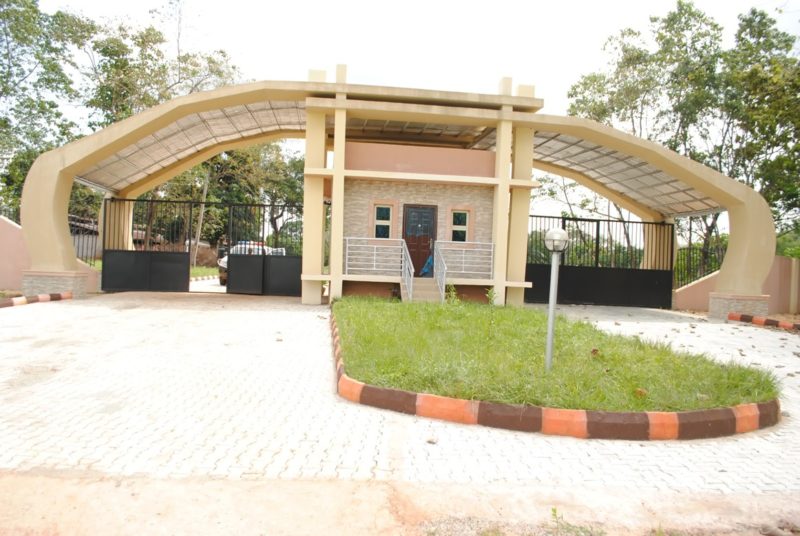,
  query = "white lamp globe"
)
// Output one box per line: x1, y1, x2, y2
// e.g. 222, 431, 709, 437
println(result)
544, 227, 570, 252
